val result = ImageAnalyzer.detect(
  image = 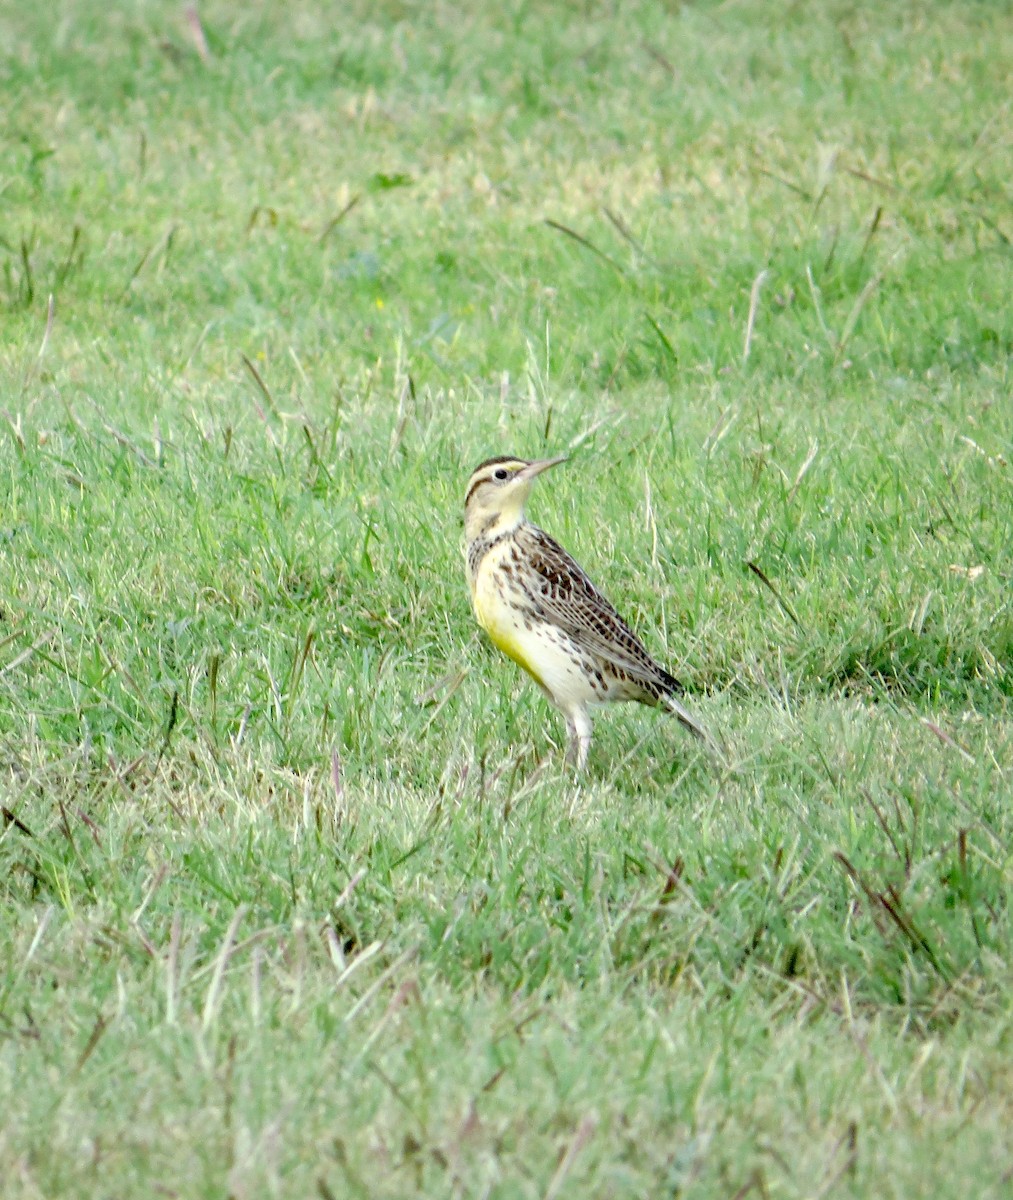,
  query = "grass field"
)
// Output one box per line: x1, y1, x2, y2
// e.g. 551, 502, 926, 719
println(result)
2, 1, 1011, 1195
